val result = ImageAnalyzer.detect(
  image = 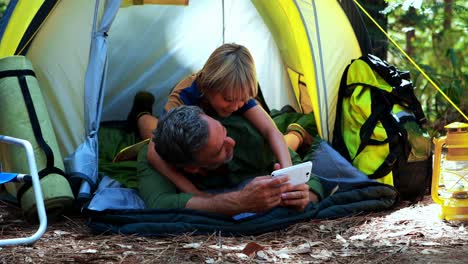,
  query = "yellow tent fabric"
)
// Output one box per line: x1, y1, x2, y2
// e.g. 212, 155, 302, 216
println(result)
0, 0, 52, 57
